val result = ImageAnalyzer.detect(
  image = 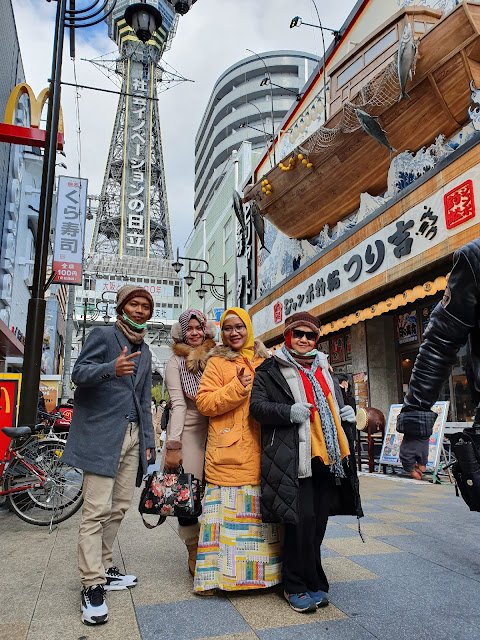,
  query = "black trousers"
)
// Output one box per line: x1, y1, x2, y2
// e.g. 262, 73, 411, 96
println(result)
282, 459, 332, 594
